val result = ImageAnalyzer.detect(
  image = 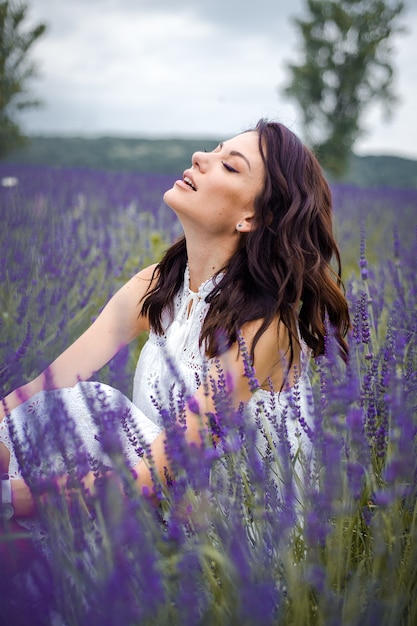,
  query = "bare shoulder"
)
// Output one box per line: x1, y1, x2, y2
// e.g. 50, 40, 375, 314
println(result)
134, 263, 159, 283
87, 263, 158, 345
242, 316, 300, 390
241, 315, 286, 352
115, 263, 159, 307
